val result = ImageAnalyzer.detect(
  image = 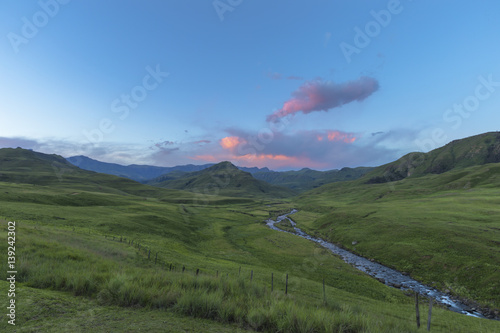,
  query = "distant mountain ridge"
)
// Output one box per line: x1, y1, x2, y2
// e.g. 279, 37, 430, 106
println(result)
66, 155, 370, 191
66, 155, 271, 182
66, 156, 215, 182
252, 167, 374, 192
